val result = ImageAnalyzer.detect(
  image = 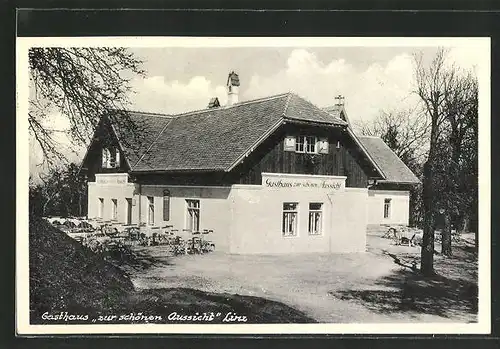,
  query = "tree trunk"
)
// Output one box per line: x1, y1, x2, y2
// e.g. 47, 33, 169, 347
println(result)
441, 211, 452, 256
475, 229, 478, 251
420, 161, 435, 275
42, 196, 52, 217
78, 193, 82, 217
460, 214, 470, 234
